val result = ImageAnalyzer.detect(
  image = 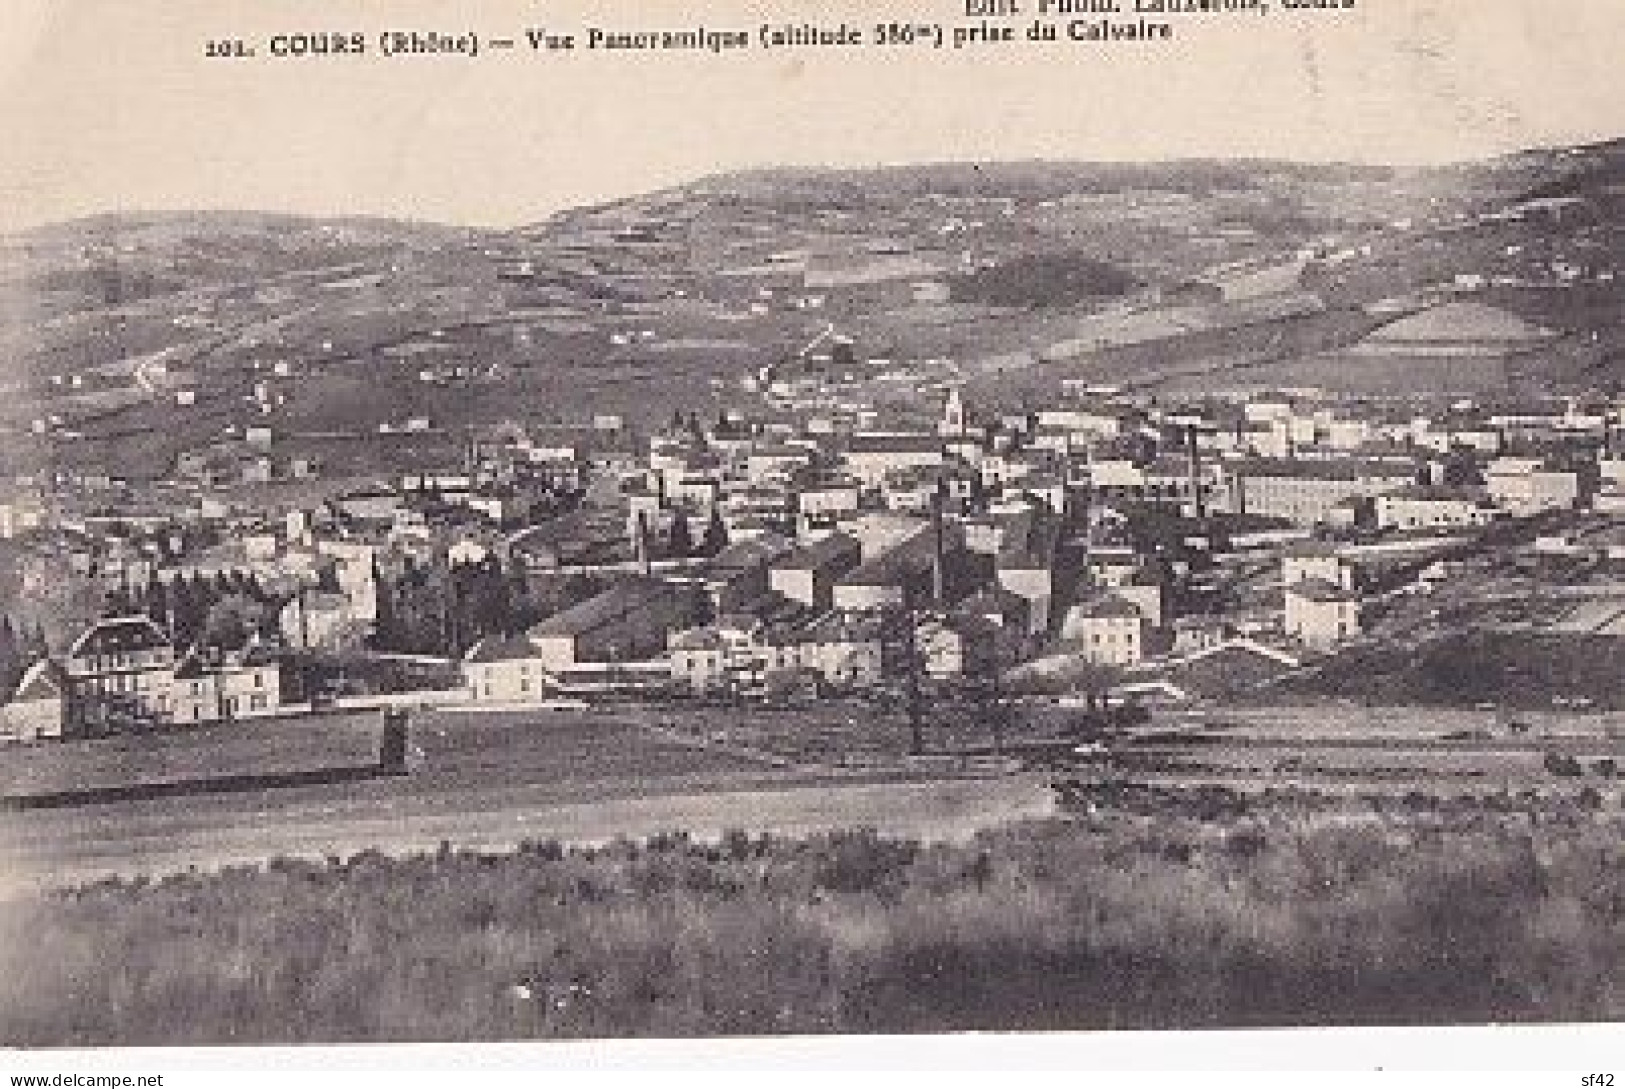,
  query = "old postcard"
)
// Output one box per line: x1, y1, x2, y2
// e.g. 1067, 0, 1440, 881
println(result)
0, 0, 1621, 1070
